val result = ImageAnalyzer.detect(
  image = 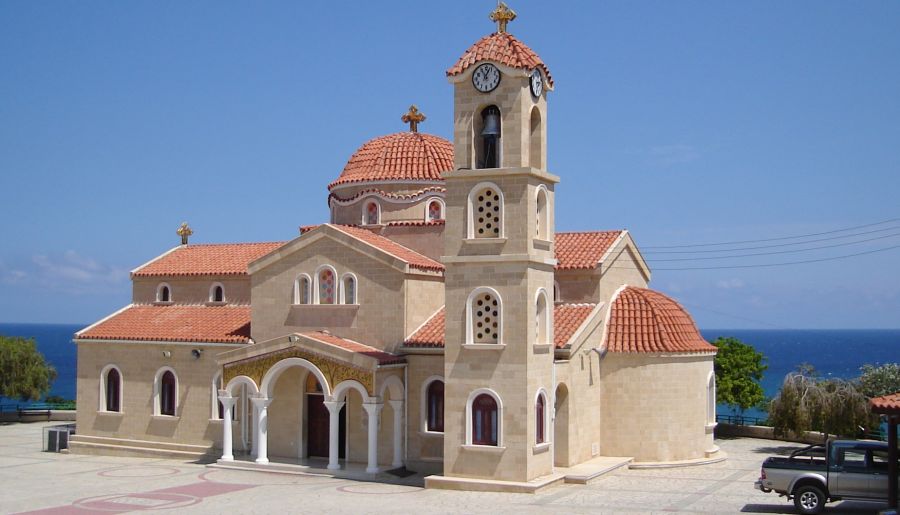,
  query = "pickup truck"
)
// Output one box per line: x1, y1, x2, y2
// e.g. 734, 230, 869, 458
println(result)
755, 439, 898, 514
